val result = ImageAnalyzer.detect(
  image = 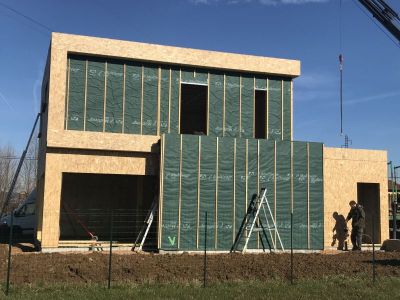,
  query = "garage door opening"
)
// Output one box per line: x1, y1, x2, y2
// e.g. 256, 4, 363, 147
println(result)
180, 83, 208, 135
357, 182, 380, 243
59, 173, 158, 246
